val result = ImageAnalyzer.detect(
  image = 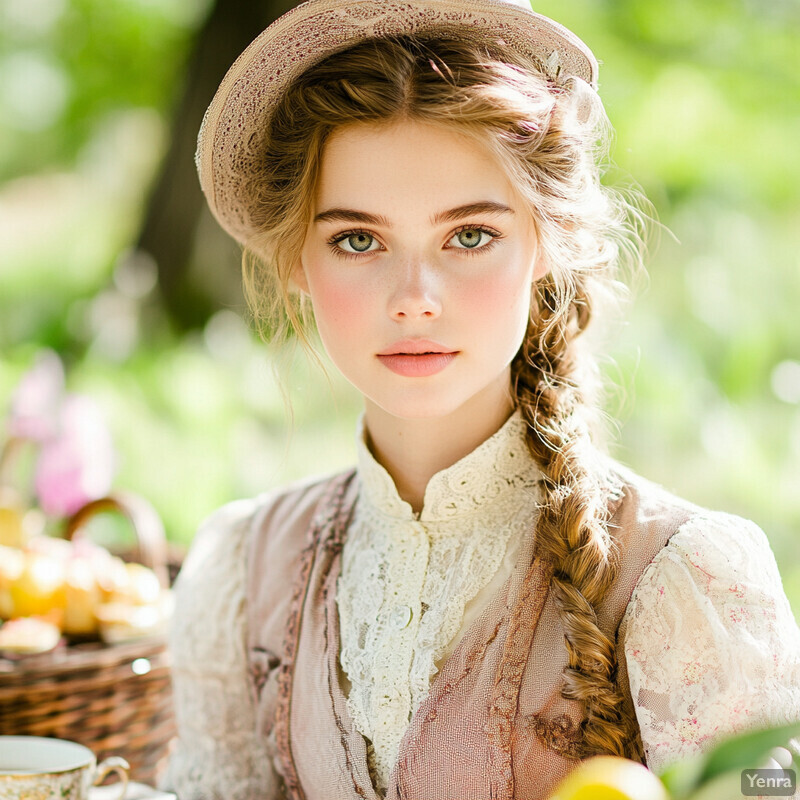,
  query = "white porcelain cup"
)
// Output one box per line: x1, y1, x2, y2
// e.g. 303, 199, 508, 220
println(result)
0, 736, 129, 800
